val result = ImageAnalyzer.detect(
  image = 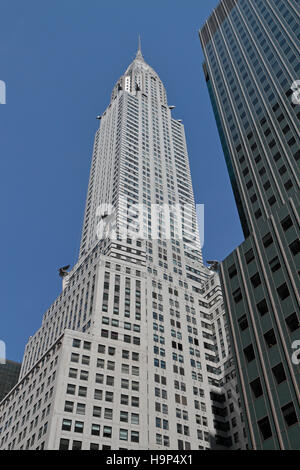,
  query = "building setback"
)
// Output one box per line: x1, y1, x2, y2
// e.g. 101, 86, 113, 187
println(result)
0, 42, 247, 450
200, 0, 300, 450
